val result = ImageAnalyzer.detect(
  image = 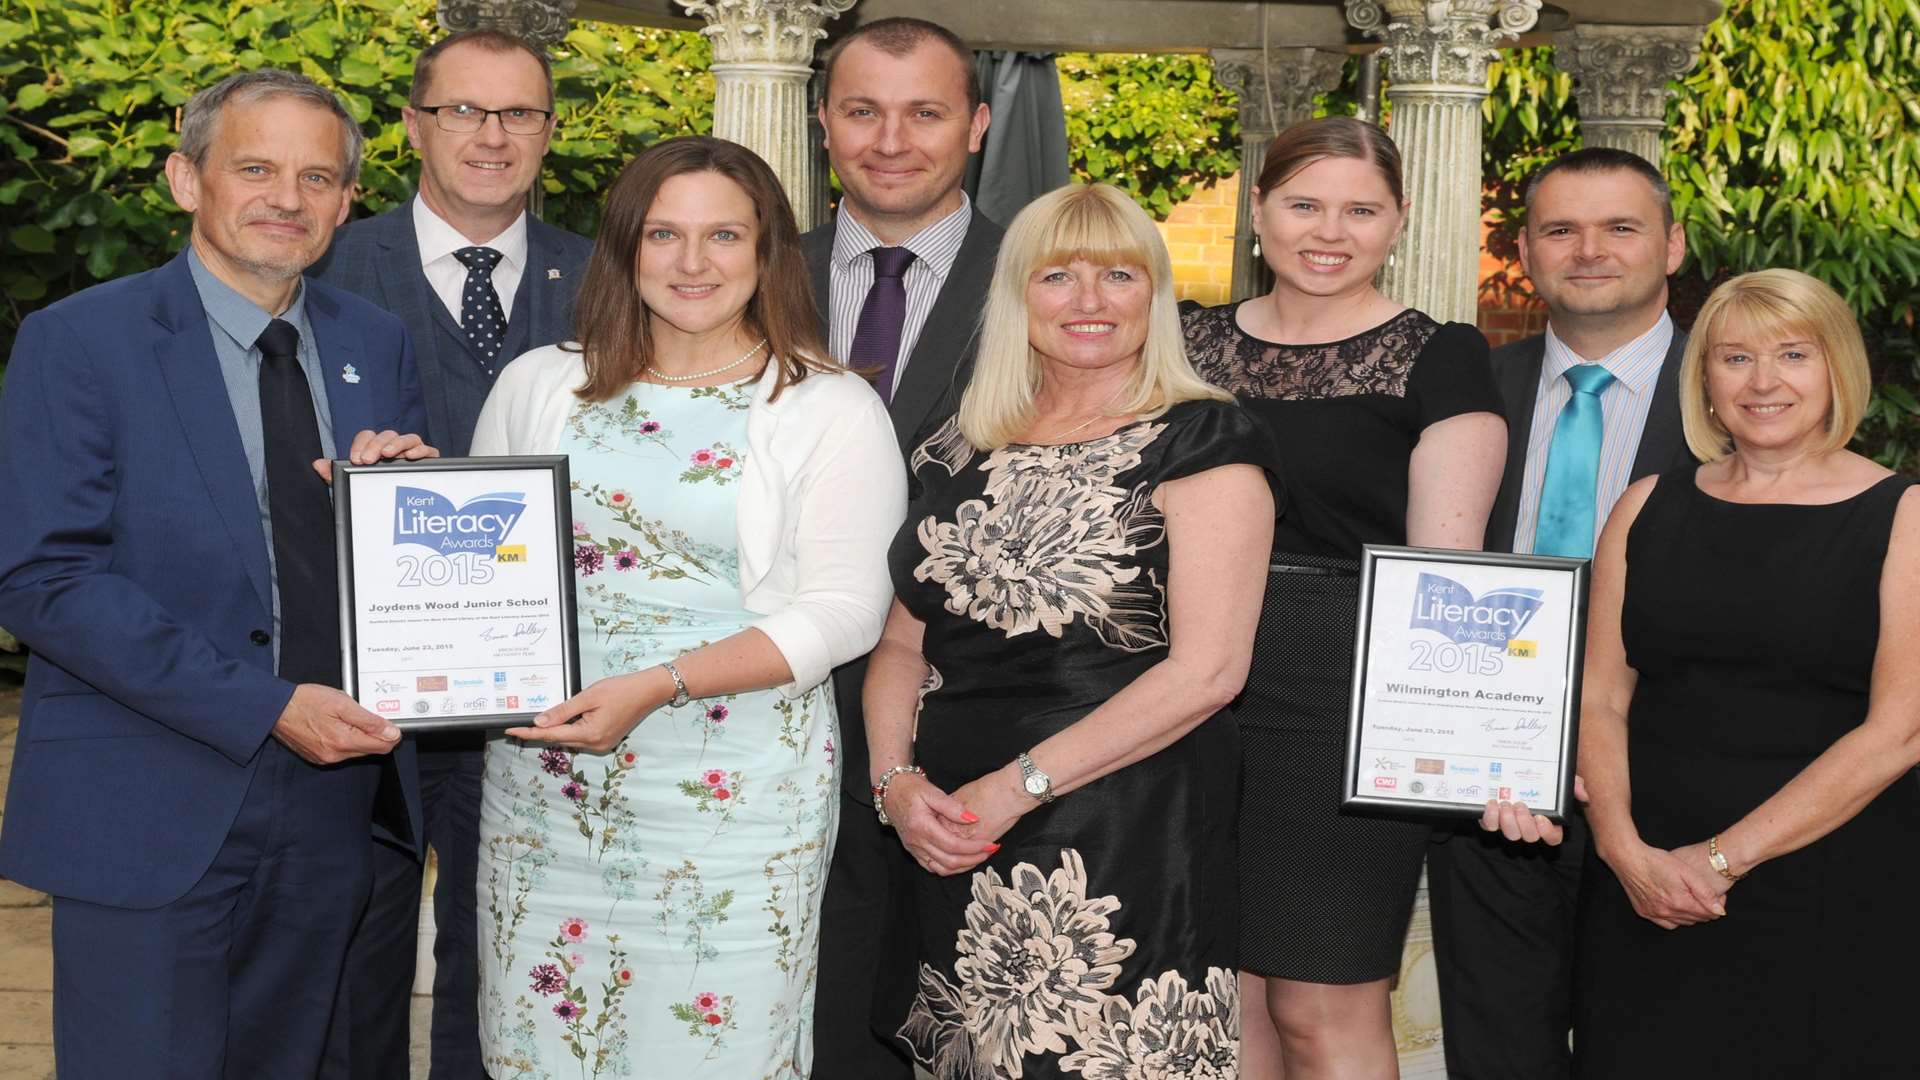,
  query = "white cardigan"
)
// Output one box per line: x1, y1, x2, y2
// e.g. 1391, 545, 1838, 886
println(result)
471, 345, 907, 697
